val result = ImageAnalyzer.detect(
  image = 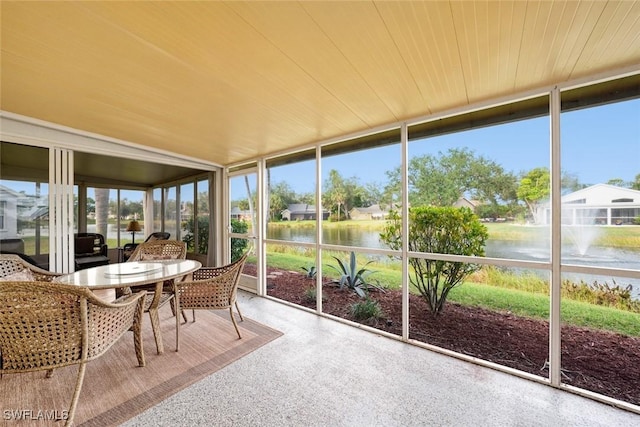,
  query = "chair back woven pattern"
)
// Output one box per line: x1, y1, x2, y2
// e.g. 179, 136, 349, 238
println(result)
127, 240, 187, 262
0, 280, 145, 427
126, 240, 187, 297
0, 282, 84, 372
0, 254, 60, 281
176, 253, 247, 310
85, 294, 142, 360
0, 281, 143, 373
